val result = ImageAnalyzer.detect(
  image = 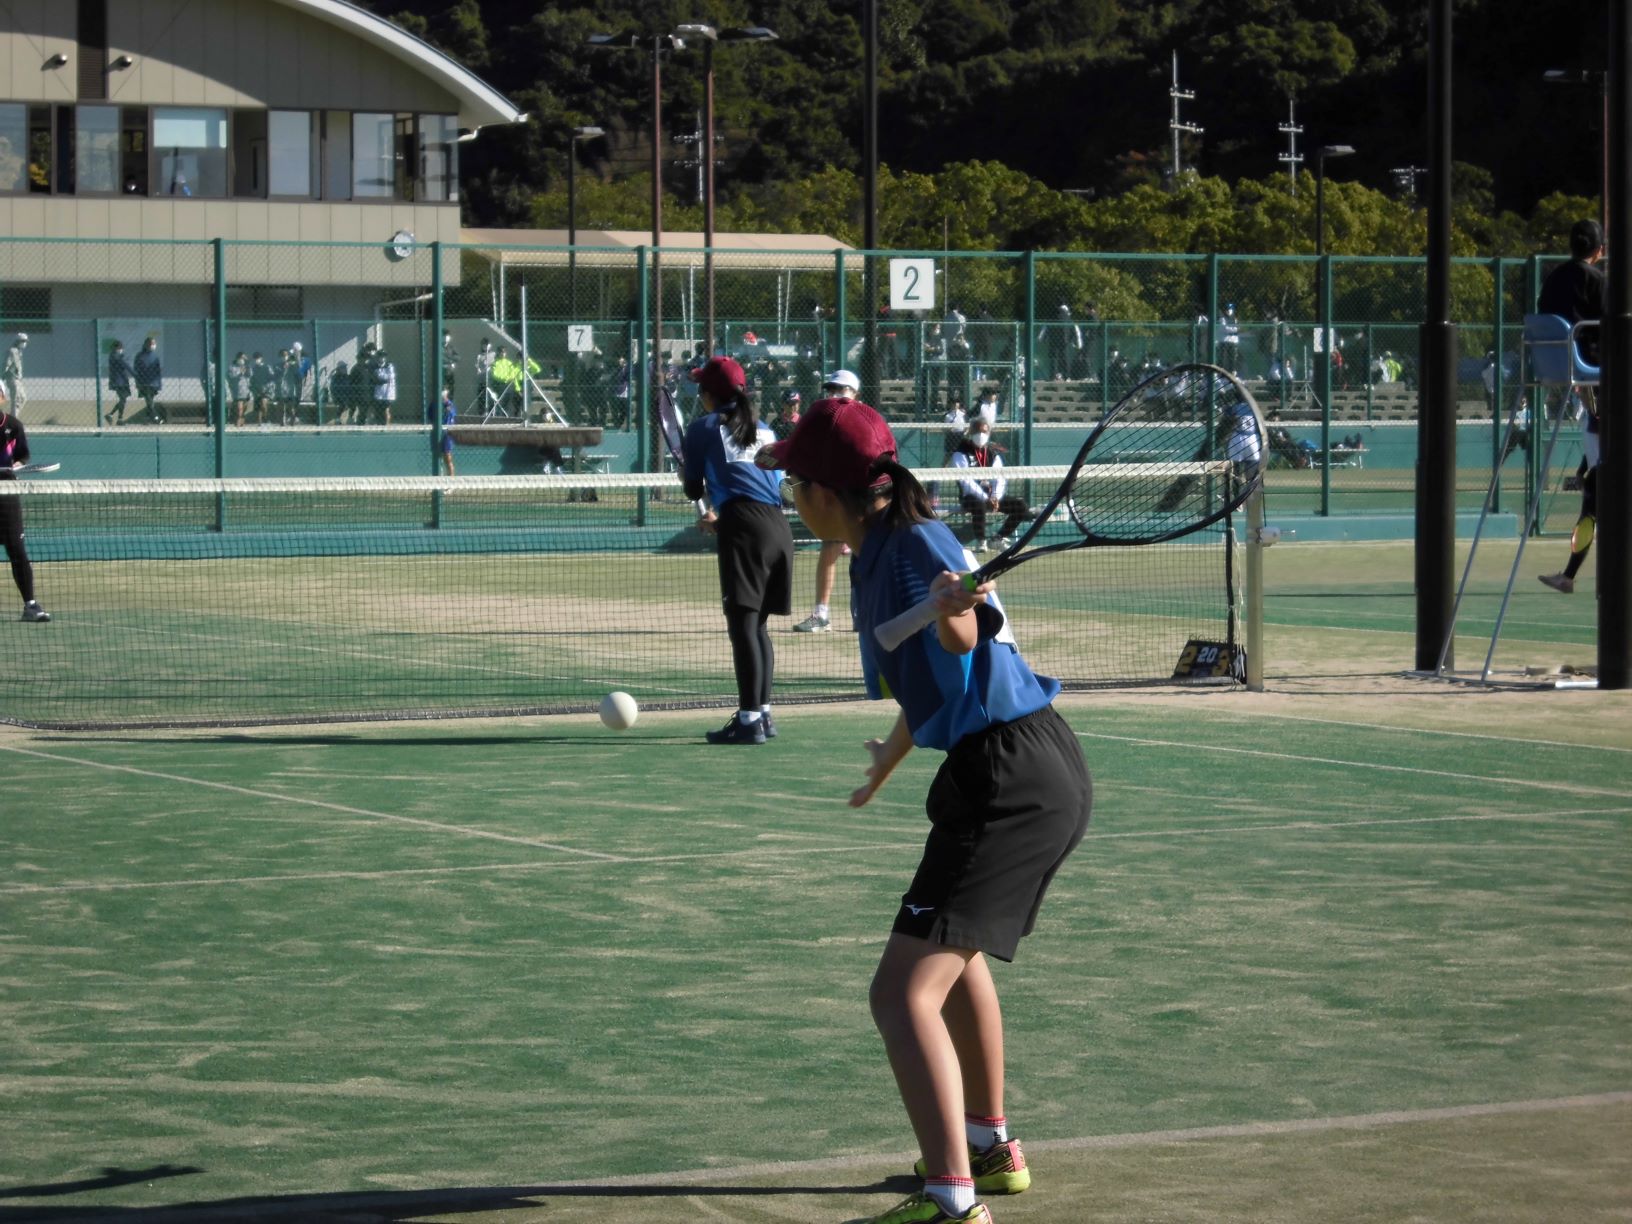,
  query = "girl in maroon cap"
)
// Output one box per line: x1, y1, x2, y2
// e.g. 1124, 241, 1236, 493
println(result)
680, 357, 795, 744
